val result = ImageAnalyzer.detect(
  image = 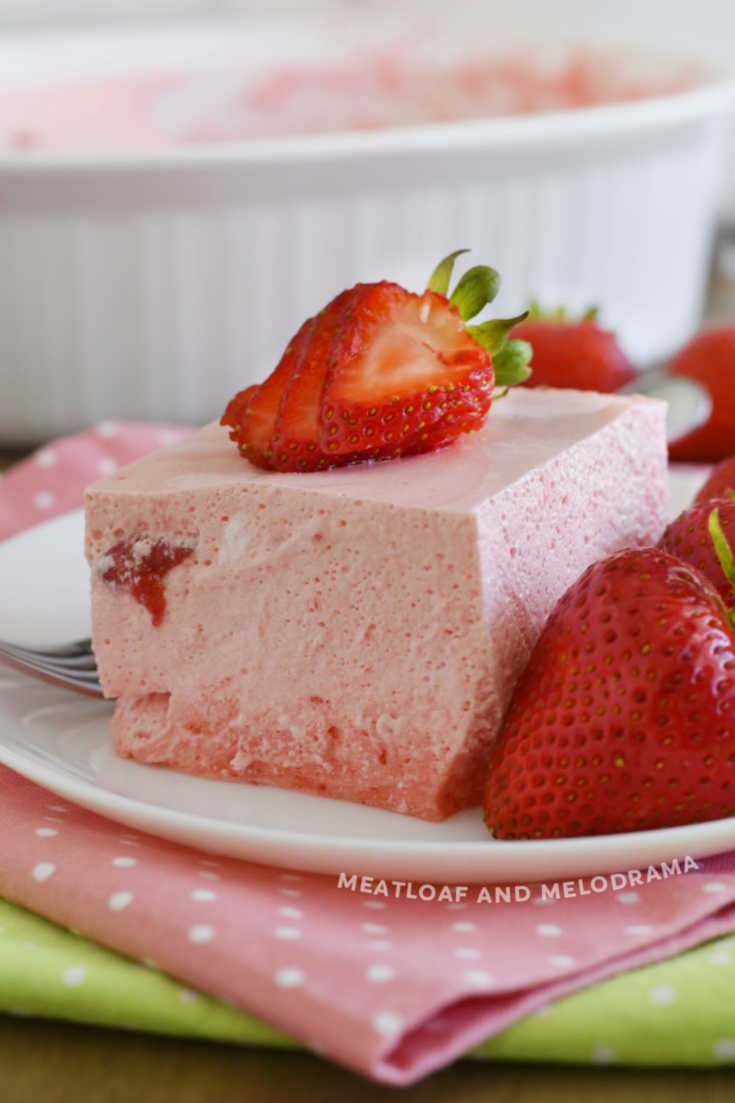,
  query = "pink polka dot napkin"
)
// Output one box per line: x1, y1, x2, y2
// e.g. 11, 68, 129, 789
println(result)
2, 425, 735, 1086
0, 422, 190, 541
